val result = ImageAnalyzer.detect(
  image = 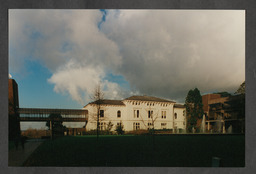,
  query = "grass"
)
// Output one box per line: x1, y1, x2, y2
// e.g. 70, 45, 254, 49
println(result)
23, 134, 245, 167
9, 141, 16, 150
